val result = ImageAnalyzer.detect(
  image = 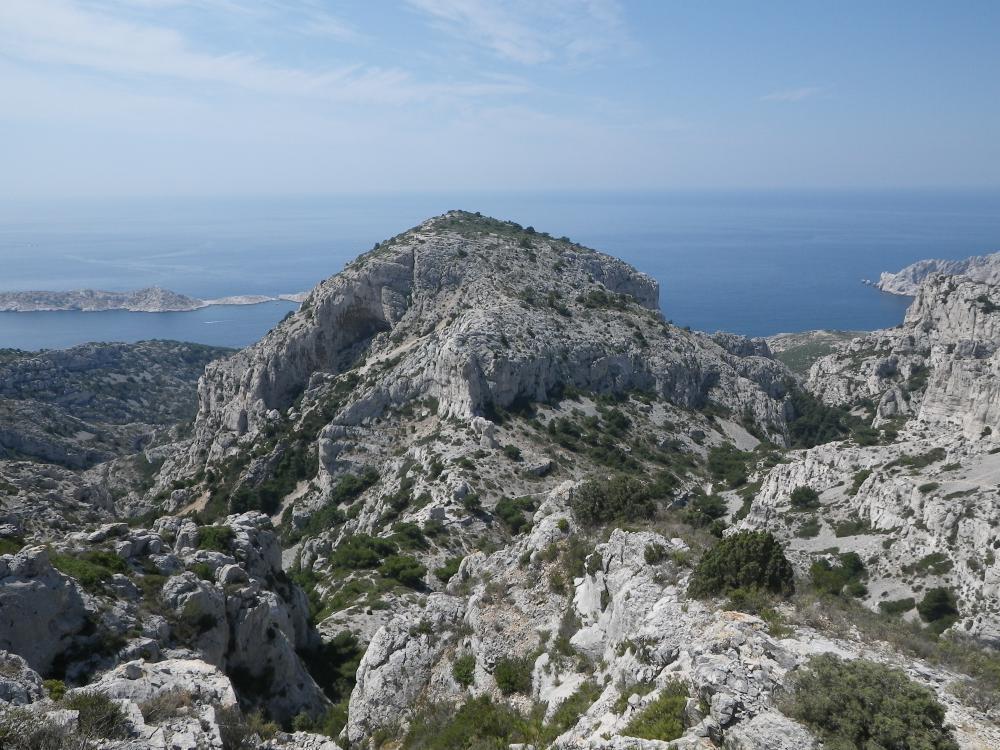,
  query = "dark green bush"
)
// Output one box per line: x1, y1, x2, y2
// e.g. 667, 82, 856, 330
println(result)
918, 587, 960, 634
622, 681, 688, 741
879, 597, 916, 616
570, 475, 655, 527
707, 444, 753, 488
688, 531, 794, 598
848, 468, 873, 496
494, 656, 533, 695
451, 653, 476, 687
787, 654, 958, 750
809, 552, 867, 597
682, 492, 727, 527
786, 387, 853, 448
379, 555, 427, 588
502, 445, 523, 462
401, 696, 525, 750
197, 525, 234, 552
330, 534, 397, 569
789, 485, 820, 510
434, 555, 463, 583
495, 495, 537, 534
